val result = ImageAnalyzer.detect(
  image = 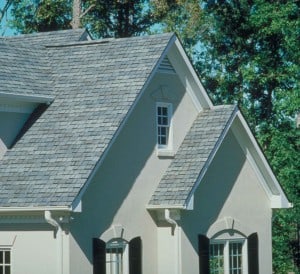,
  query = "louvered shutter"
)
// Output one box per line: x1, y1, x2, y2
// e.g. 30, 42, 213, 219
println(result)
93, 238, 106, 274
129, 237, 142, 274
248, 233, 259, 274
198, 234, 210, 274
